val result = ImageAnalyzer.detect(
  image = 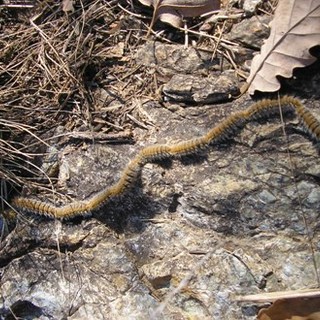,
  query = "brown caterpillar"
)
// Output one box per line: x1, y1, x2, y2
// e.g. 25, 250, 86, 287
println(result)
8, 96, 320, 220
